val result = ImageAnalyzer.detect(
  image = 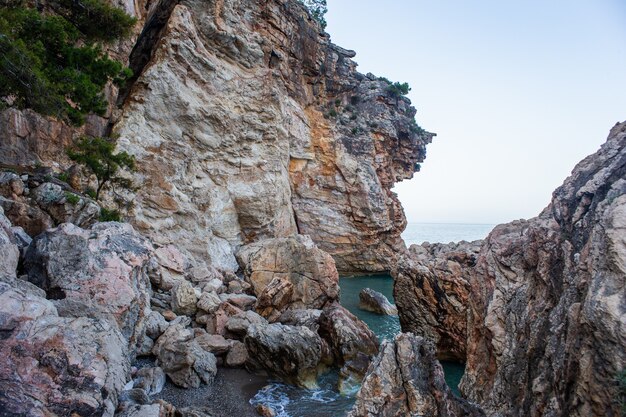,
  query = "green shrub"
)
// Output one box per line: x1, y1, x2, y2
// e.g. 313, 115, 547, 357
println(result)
99, 207, 121, 222
350, 95, 360, 105
0, 1, 135, 125
67, 136, 135, 201
329, 109, 337, 117
377, 77, 391, 84
350, 114, 357, 121
85, 187, 97, 199
64, 191, 80, 205
386, 82, 411, 98
351, 127, 360, 135
334, 99, 341, 106
57, 172, 69, 183
299, 0, 327, 29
